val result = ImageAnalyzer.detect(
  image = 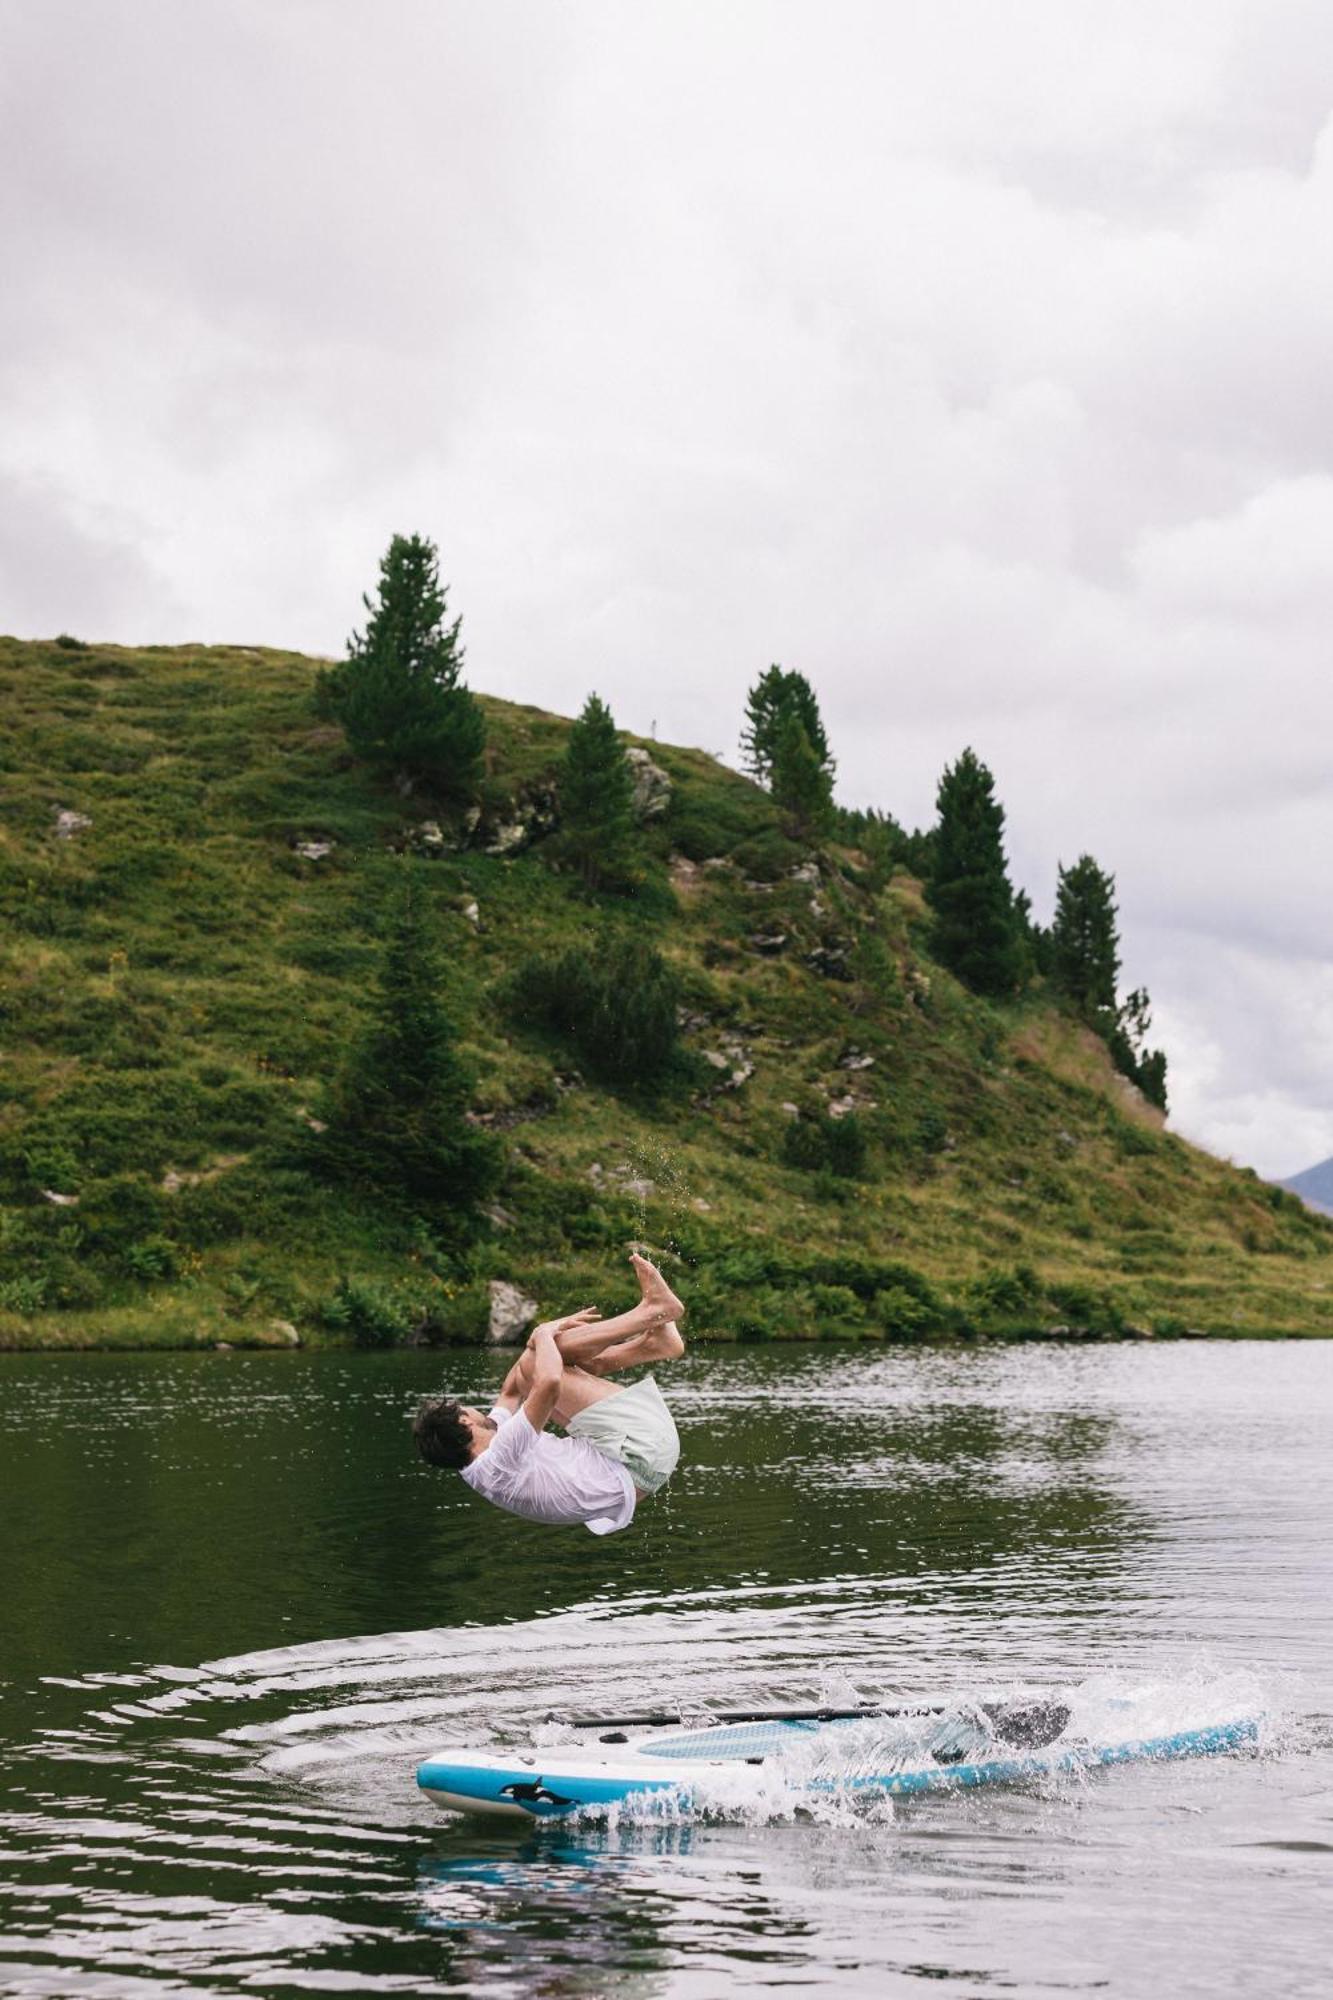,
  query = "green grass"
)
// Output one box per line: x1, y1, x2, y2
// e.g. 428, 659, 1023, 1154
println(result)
2, 634, 1330, 1351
